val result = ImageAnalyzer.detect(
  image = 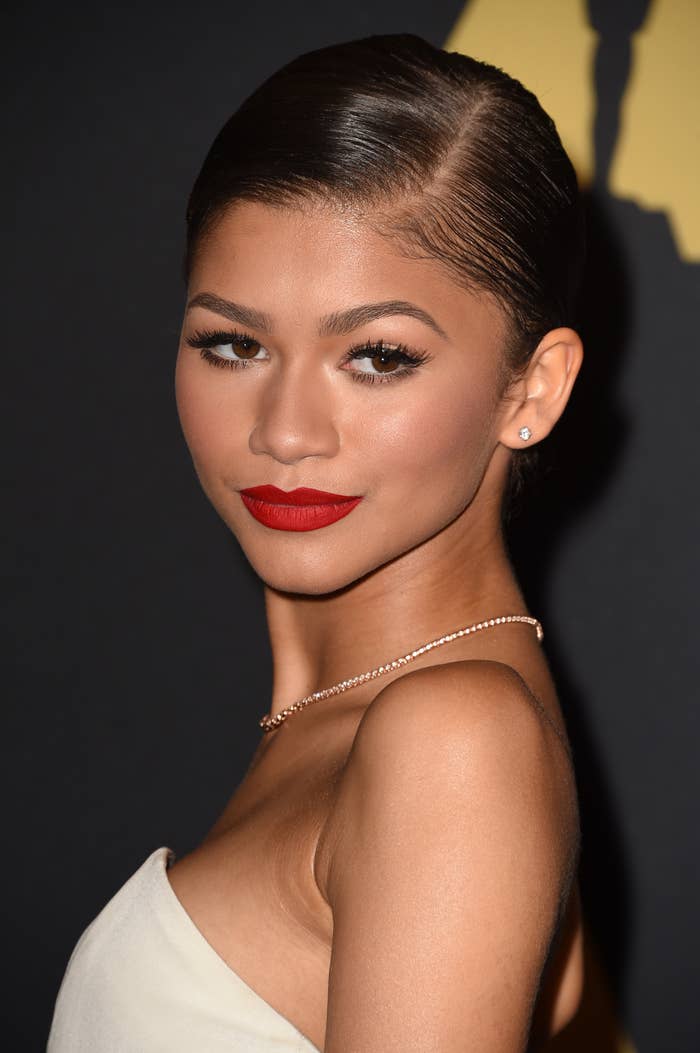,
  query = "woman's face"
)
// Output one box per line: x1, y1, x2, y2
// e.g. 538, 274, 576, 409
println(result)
175, 200, 512, 595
